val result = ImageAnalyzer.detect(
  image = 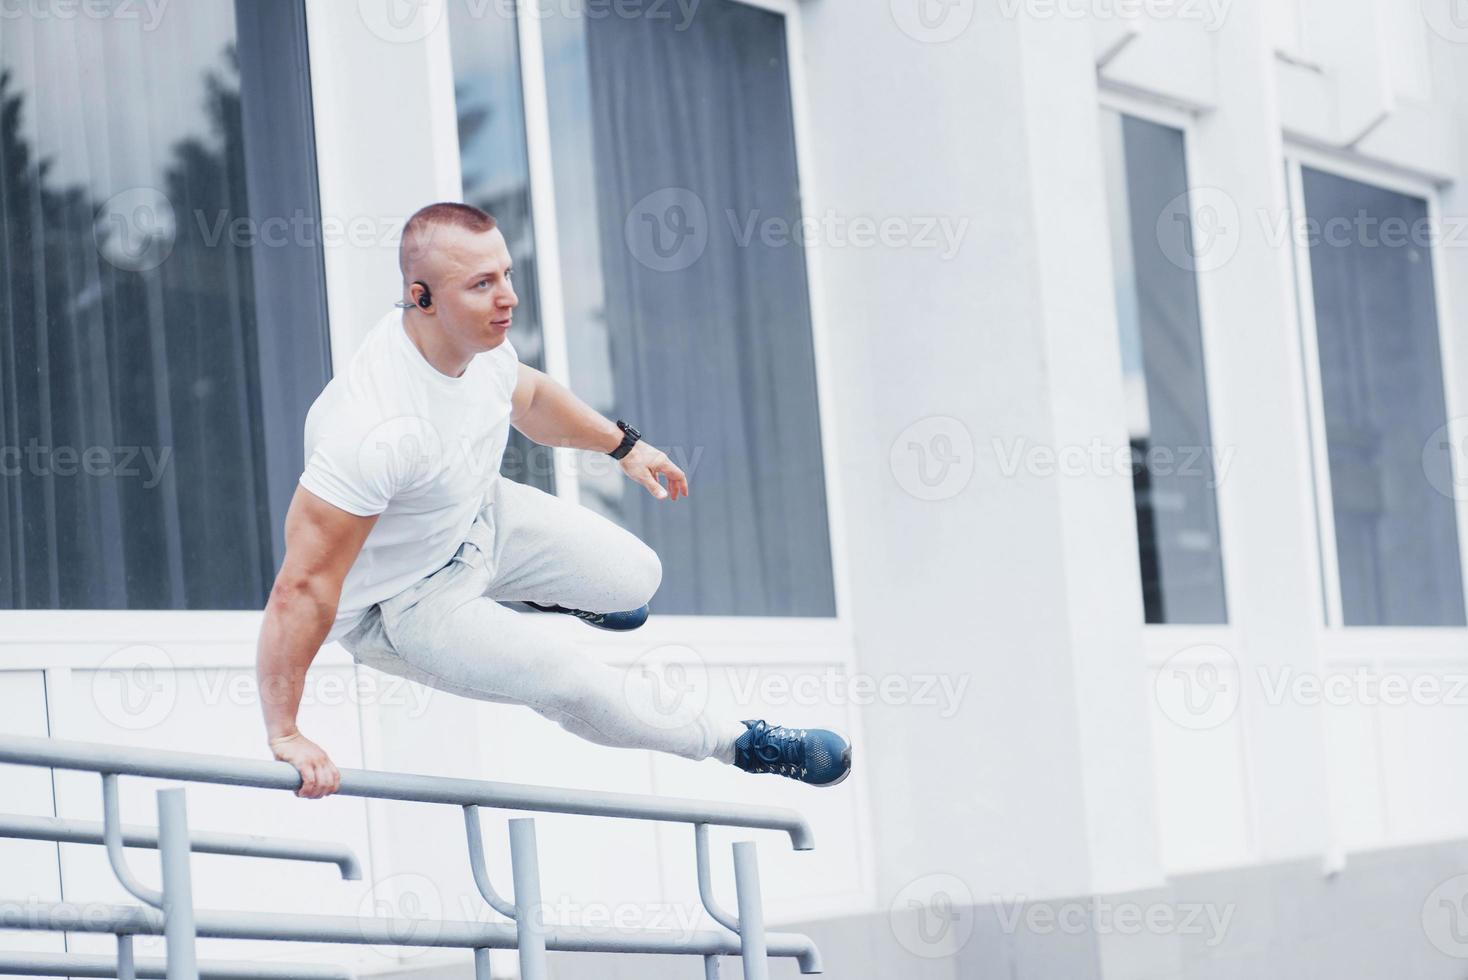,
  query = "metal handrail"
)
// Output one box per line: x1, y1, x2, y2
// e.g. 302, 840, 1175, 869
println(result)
0, 813, 361, 879
0, 951, 354, 979
0, 735, 813, 848
0, 734, 824, 979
